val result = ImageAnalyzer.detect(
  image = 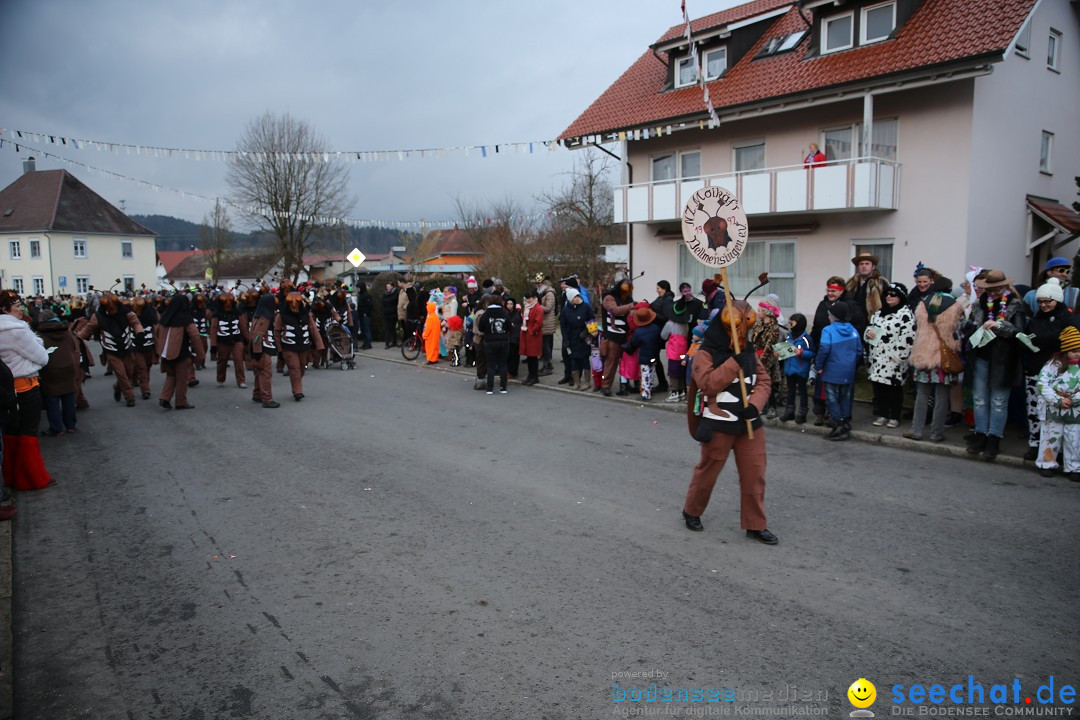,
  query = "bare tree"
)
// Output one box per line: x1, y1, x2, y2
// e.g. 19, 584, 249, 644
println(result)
455, 196, 540, 300
538, 149, 619, 290
226, 112, 353, 281
198, 198, 233, 286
